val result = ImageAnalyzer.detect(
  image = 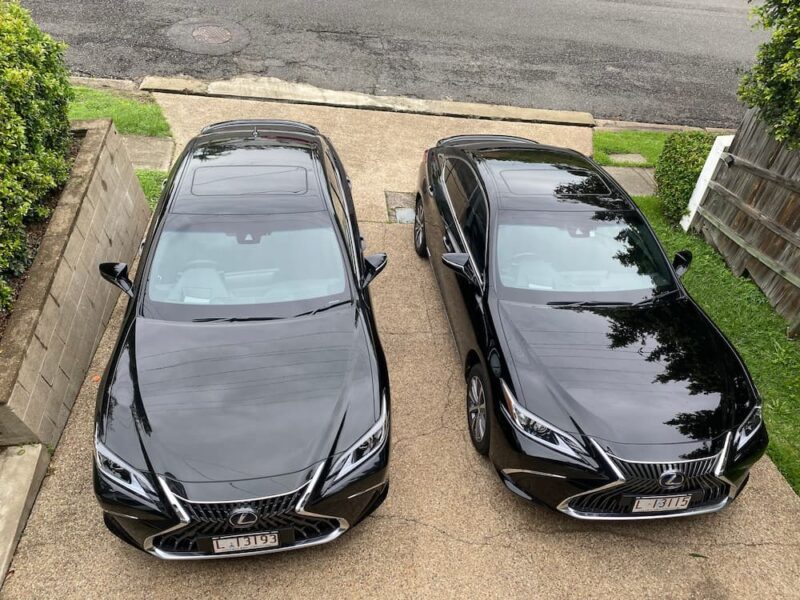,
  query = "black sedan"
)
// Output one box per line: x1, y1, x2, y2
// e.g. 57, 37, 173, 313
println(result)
414, 135, 767, 519
95, 120, 390, 558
